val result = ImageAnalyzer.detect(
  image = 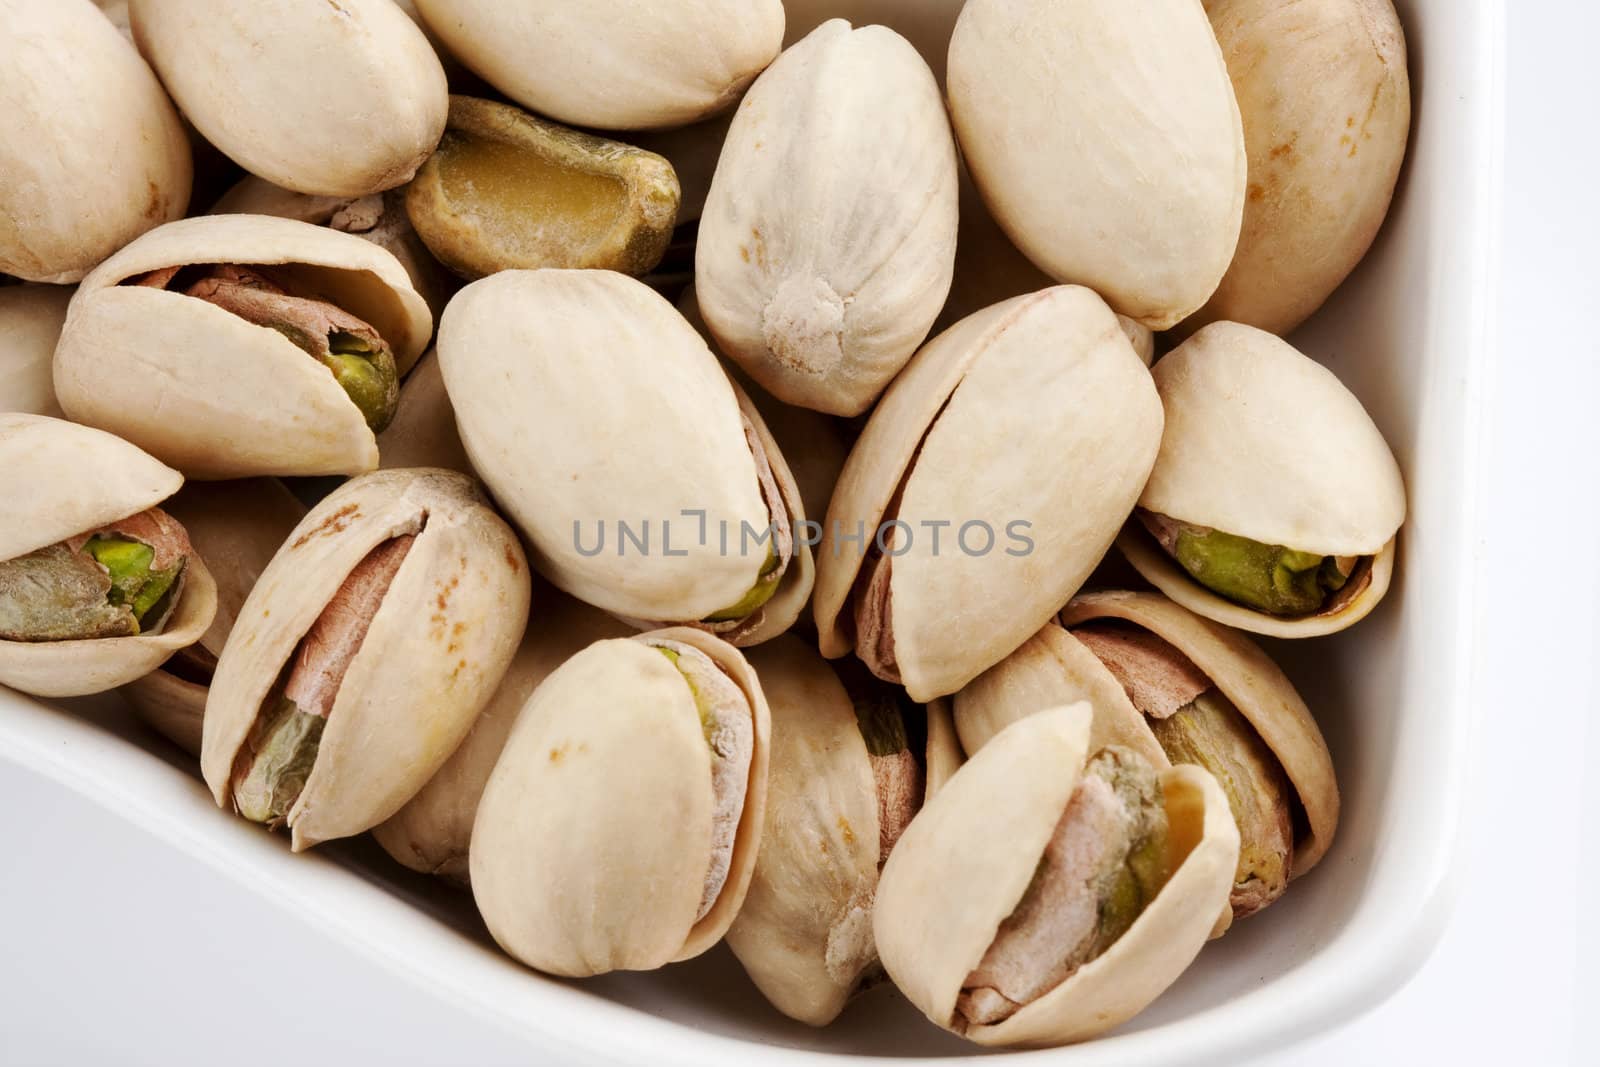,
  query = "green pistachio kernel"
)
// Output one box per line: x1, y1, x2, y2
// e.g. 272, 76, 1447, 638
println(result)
702, 545, 780, 623
82, 535, 182, 627
1168, 524, 1350, 616
233, 696, 326, 825
322, 331, 399, 434
0, 535, 183, 642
